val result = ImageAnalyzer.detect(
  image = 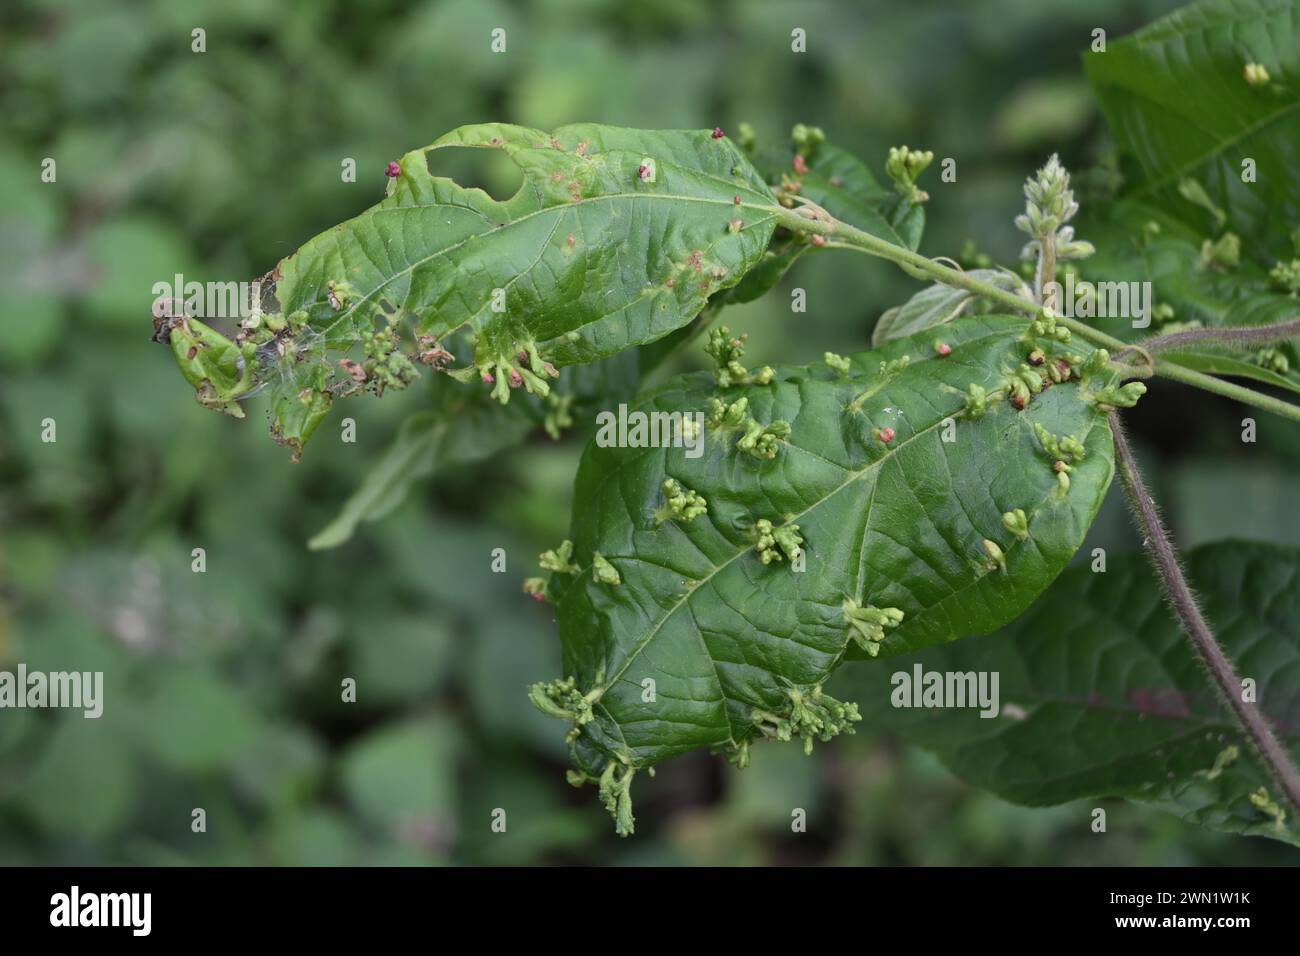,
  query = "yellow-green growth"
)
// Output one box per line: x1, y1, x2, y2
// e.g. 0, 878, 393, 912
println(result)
539, 540, 580, 575
598, 759, 637, 837
824, 352, 851, 377
592, 552, 621, 585
1002, 509, 1029, 540
1204, 745, 1240, 781
1200, 233, 1241, 272
753, 684, 861, 756
981, 538, 1006, 572
705, 326, 773, 388
842, 597, 904, 656
753, 518, 804, 565
528, 676, 598, 741
658, 478, 708, 522
1249, 786, 1286, 828
963, 383, 989, 419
